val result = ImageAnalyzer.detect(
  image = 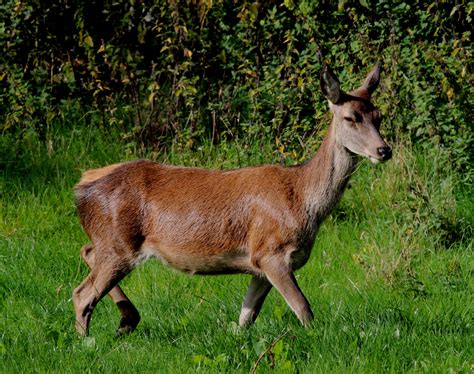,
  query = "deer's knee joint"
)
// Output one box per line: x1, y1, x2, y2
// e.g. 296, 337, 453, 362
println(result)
80, 243, 94, 261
